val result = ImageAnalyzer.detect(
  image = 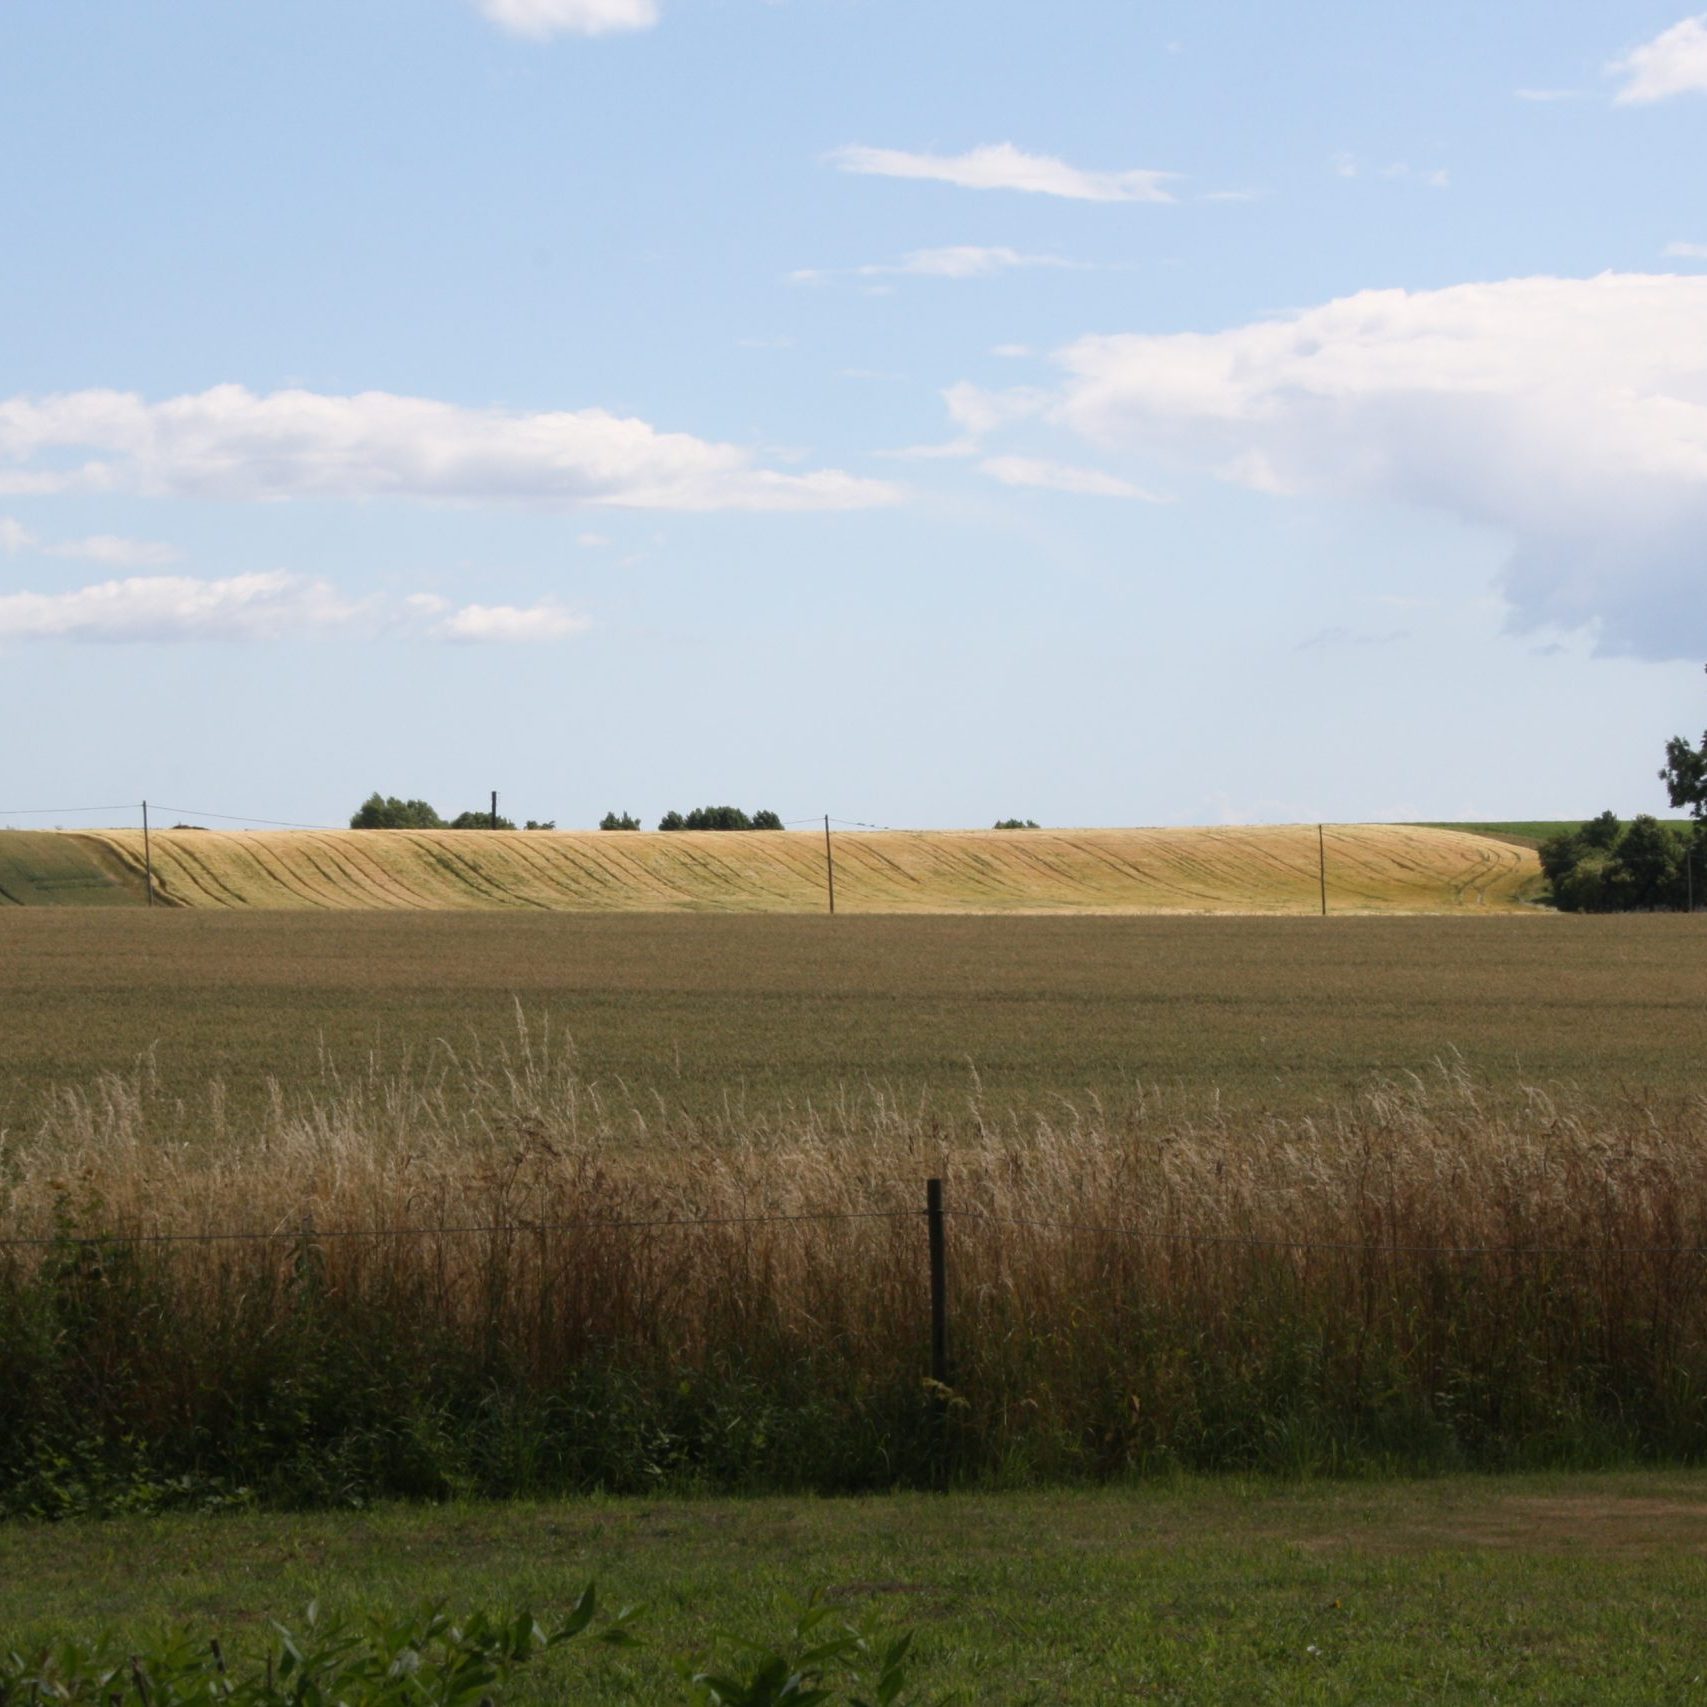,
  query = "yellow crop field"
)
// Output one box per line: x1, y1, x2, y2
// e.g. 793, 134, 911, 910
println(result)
43, 822, 1543, 913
